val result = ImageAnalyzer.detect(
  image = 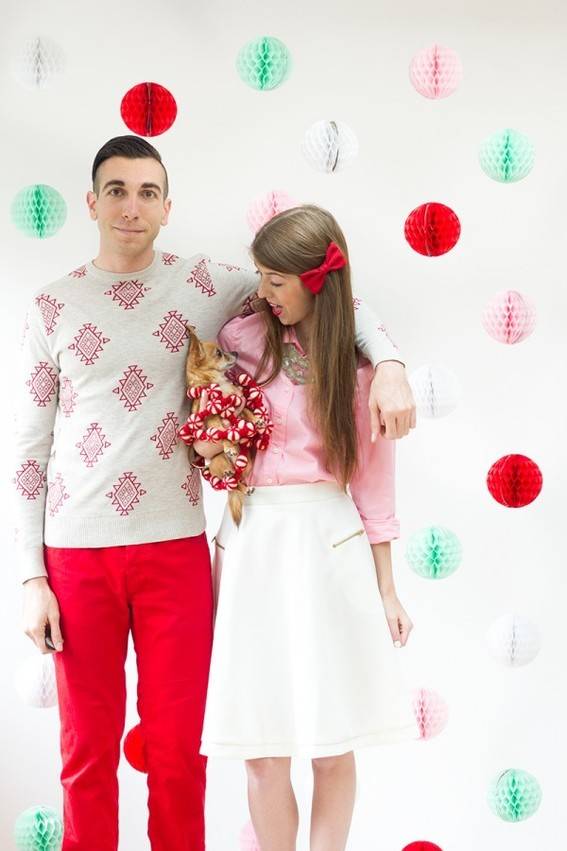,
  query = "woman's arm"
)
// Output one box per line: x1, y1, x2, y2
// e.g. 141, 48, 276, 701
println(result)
371, 541, 414, 647
371, 541, 396, 598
